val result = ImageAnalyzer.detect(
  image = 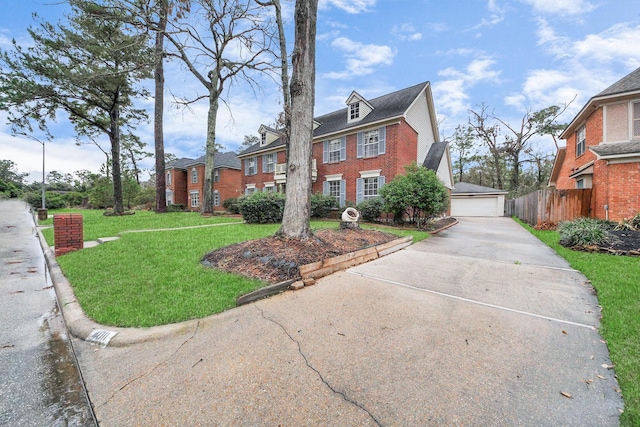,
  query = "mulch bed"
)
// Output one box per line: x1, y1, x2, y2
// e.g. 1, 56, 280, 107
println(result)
202, 217, 458, 284
570, 229, 640, 256
202, 228, 399, 284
